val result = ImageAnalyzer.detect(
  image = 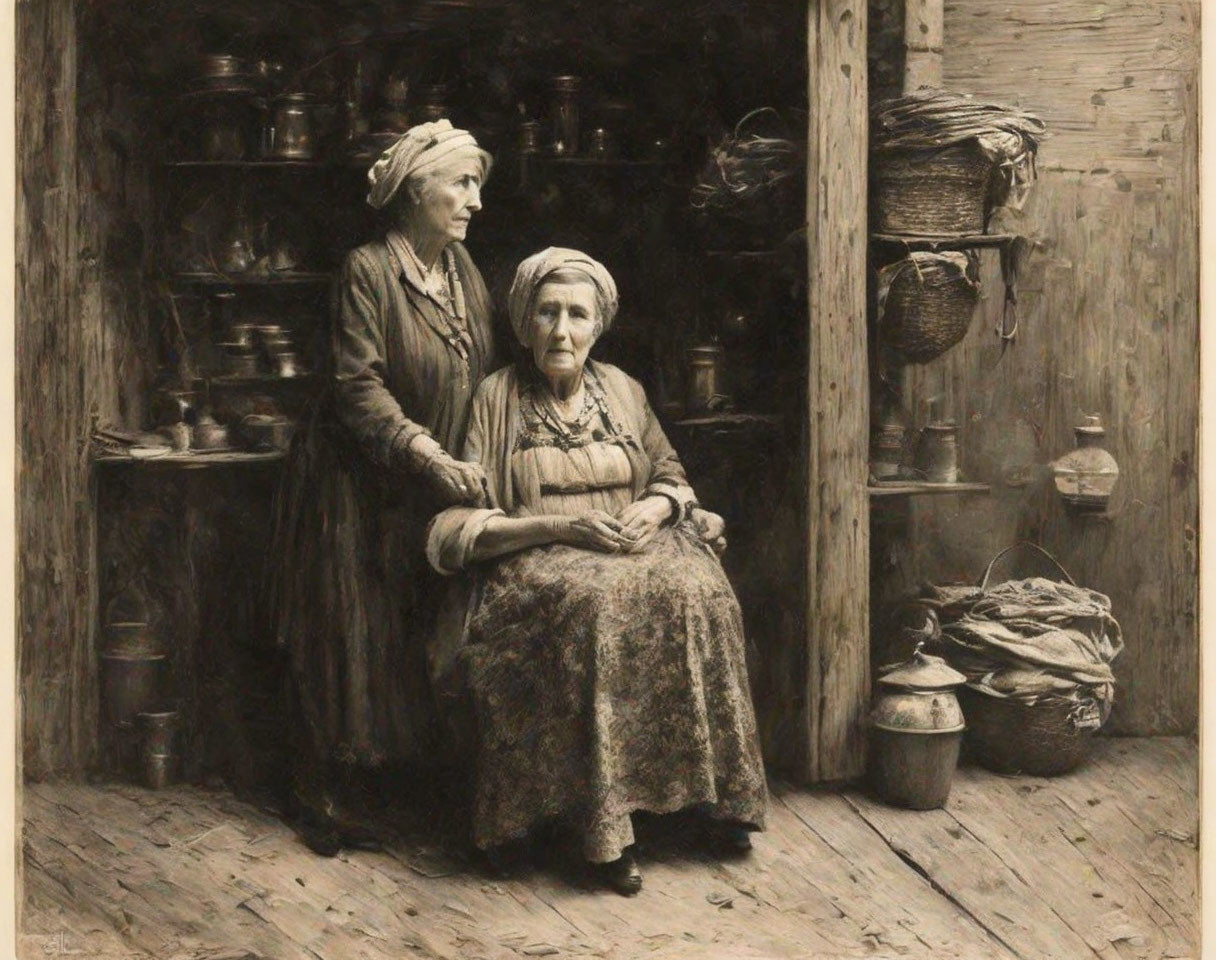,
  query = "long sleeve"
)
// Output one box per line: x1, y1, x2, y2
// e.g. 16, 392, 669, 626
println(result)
632, 380, 699, 520
331, 248, 430, 475
426, 377, 504, 575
